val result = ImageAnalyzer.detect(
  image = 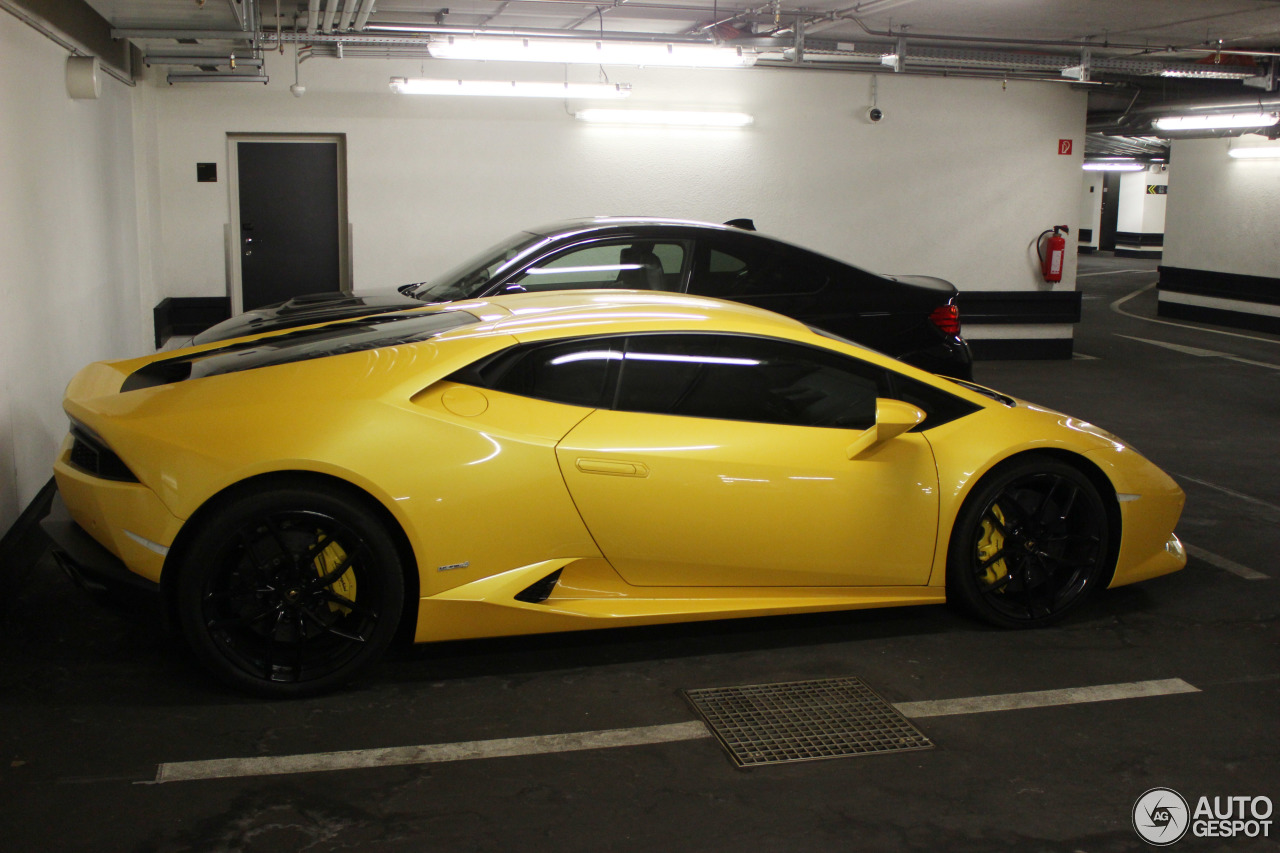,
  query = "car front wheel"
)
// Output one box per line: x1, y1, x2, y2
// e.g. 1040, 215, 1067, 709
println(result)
176, 484, 404, 698
948, 456, 1112, 628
